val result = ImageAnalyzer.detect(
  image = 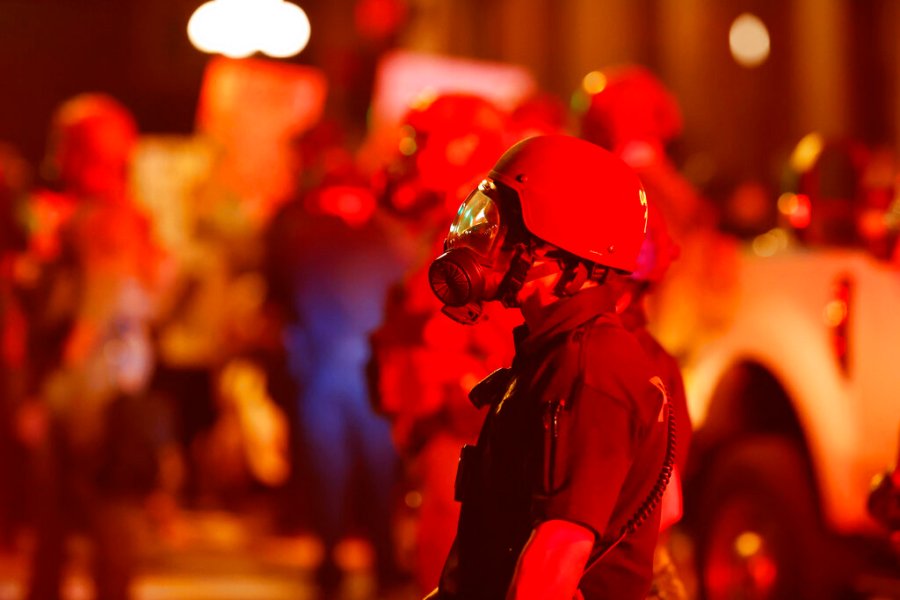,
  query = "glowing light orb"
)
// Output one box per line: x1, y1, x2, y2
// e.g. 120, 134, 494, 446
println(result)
823, 299, 849, 328
188, 0, 311, 59
729, 13, 770, 68
790, 132, 825, 173
734, 531, 763, 558
582, 70, 608, 95
751, 228, 789, 257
